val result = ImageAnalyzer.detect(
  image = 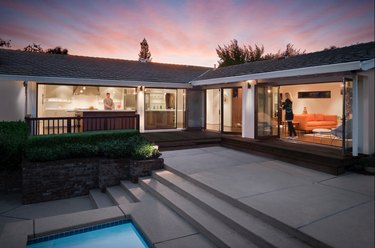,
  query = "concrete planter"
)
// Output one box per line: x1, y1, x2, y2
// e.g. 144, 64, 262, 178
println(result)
129, 158, 164, 183
22, 157, 163, 204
